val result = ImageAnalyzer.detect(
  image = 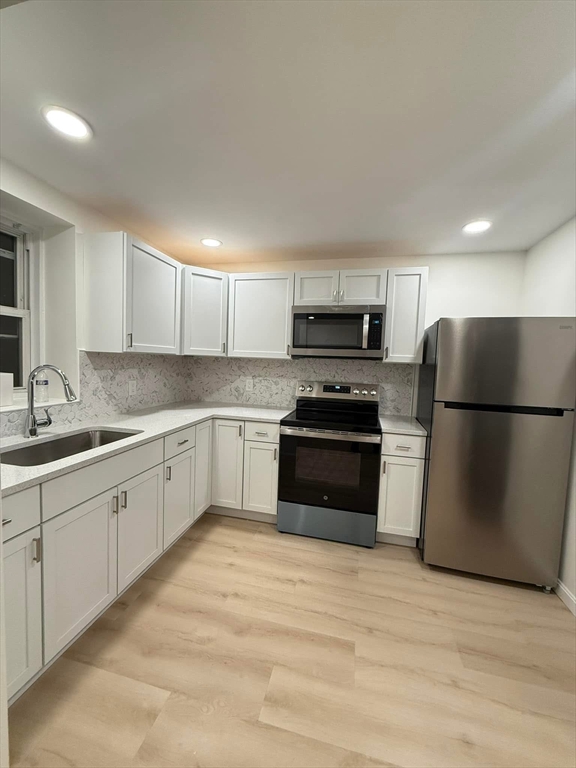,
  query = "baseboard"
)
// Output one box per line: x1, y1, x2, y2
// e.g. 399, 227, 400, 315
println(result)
207, 505, 277, 525
555, 579, 576, 616
376, 532, 417, 548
